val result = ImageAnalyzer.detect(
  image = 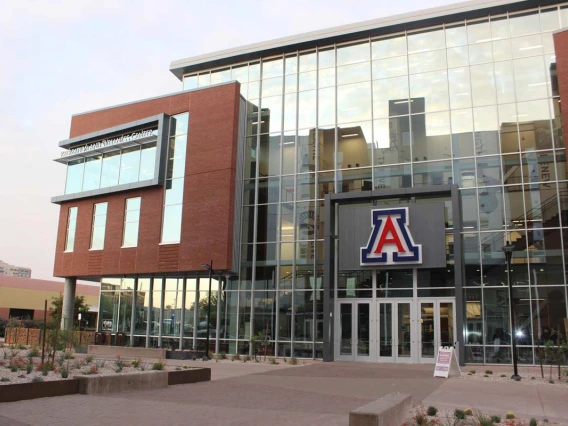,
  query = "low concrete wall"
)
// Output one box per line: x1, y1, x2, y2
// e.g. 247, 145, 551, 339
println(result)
74, 371, 169, 395
87, 345, 167, 359
168, 368, 211, 385
349, 393, 413, 426
166, 350, 205, 360
0, 379, 80, 403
